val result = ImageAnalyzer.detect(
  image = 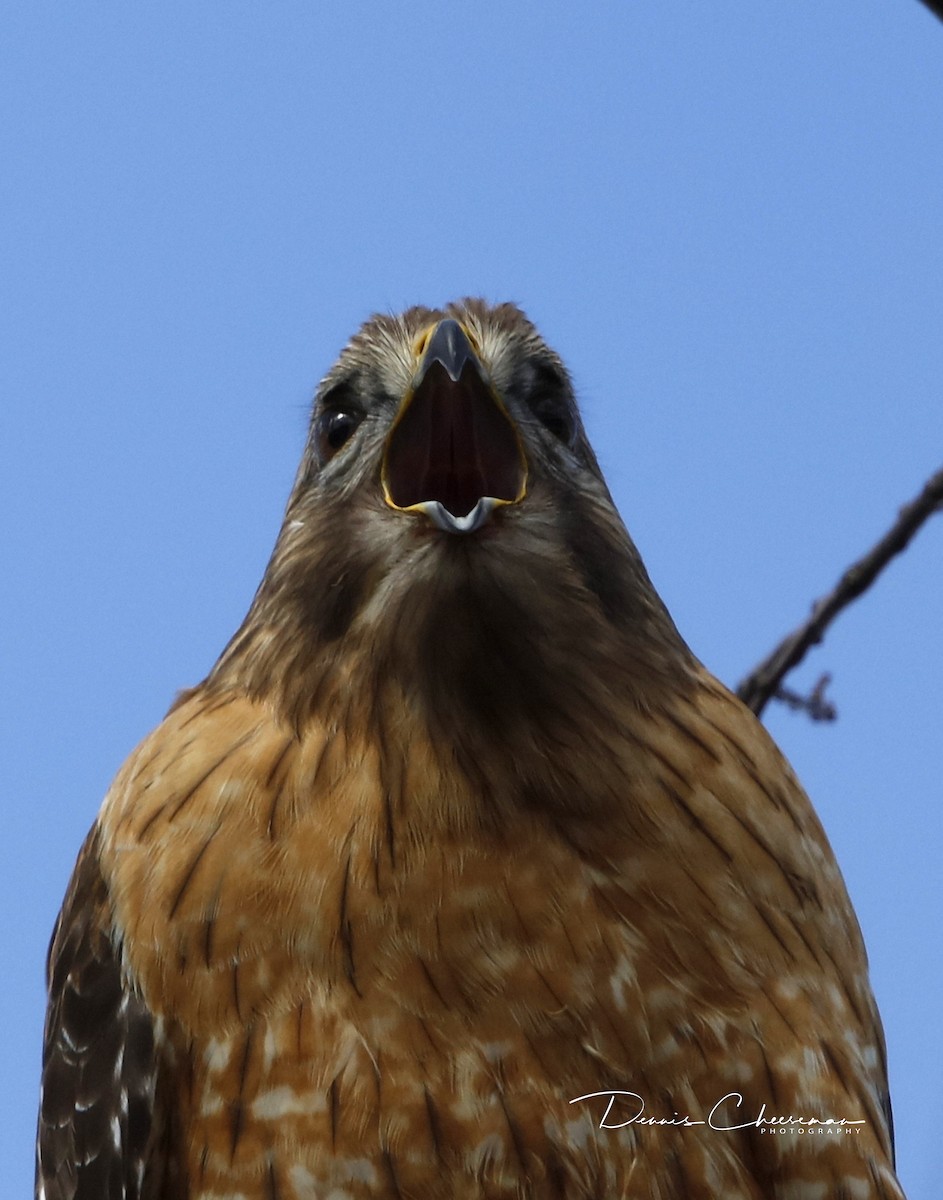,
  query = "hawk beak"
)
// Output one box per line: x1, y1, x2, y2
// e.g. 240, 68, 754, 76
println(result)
381, 319, 528, 534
